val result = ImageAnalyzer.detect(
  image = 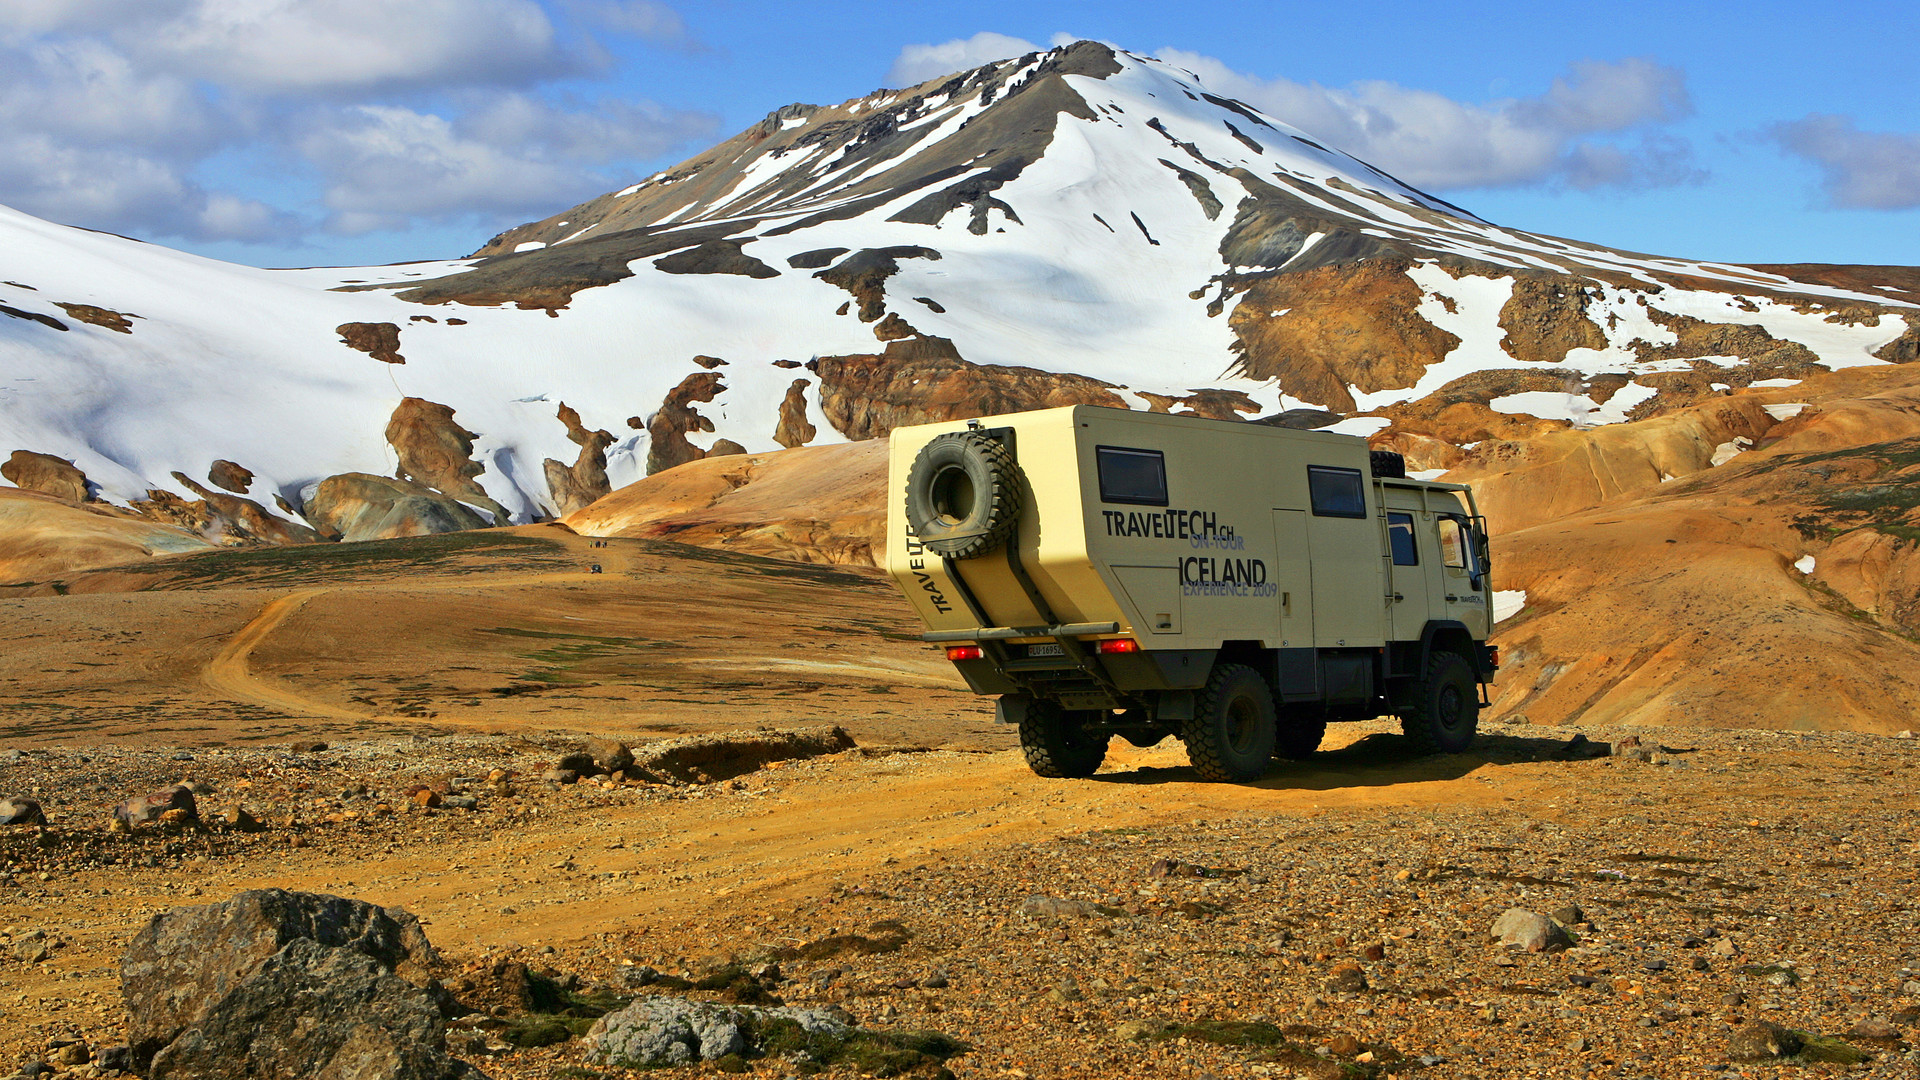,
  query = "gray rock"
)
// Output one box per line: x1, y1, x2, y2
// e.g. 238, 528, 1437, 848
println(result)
146, 938, 478, 1080
585, 997, 849, 1068
1019, 895, 1122, 919
587, 738, 634, 774
442, 795, 478, 811
0, 798, 44, 825
122, 889, 444, 1073
1728, 1020, 1803, 1062
114, 785, 197, 827
543, 768, 579, 785
1491, 908, 1575, 952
